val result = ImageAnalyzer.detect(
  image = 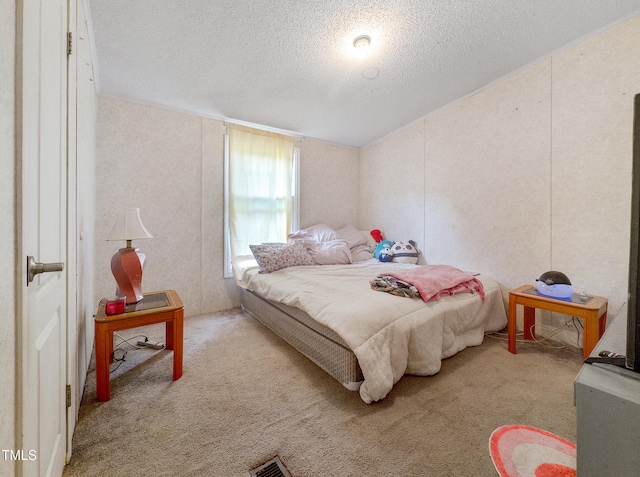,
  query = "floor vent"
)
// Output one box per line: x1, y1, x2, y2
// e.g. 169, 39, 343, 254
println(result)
249, 456, 292, 477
